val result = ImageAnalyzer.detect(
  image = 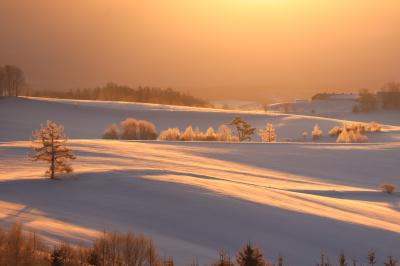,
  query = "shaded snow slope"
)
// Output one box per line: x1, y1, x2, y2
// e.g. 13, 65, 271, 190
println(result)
1, 97, 400, 265
0, 140, 399, 265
